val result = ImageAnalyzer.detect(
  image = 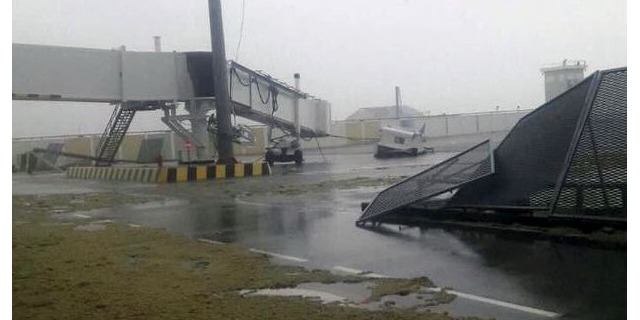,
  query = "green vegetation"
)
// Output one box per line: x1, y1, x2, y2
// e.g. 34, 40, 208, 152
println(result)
13, 193, 481, 320
367, 277, 434, 302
